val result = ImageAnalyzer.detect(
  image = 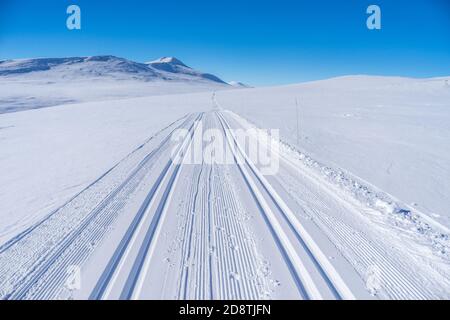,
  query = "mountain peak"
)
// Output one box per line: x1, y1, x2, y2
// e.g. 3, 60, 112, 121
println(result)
146, 57, 227, 84
148, 57, 188, 67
